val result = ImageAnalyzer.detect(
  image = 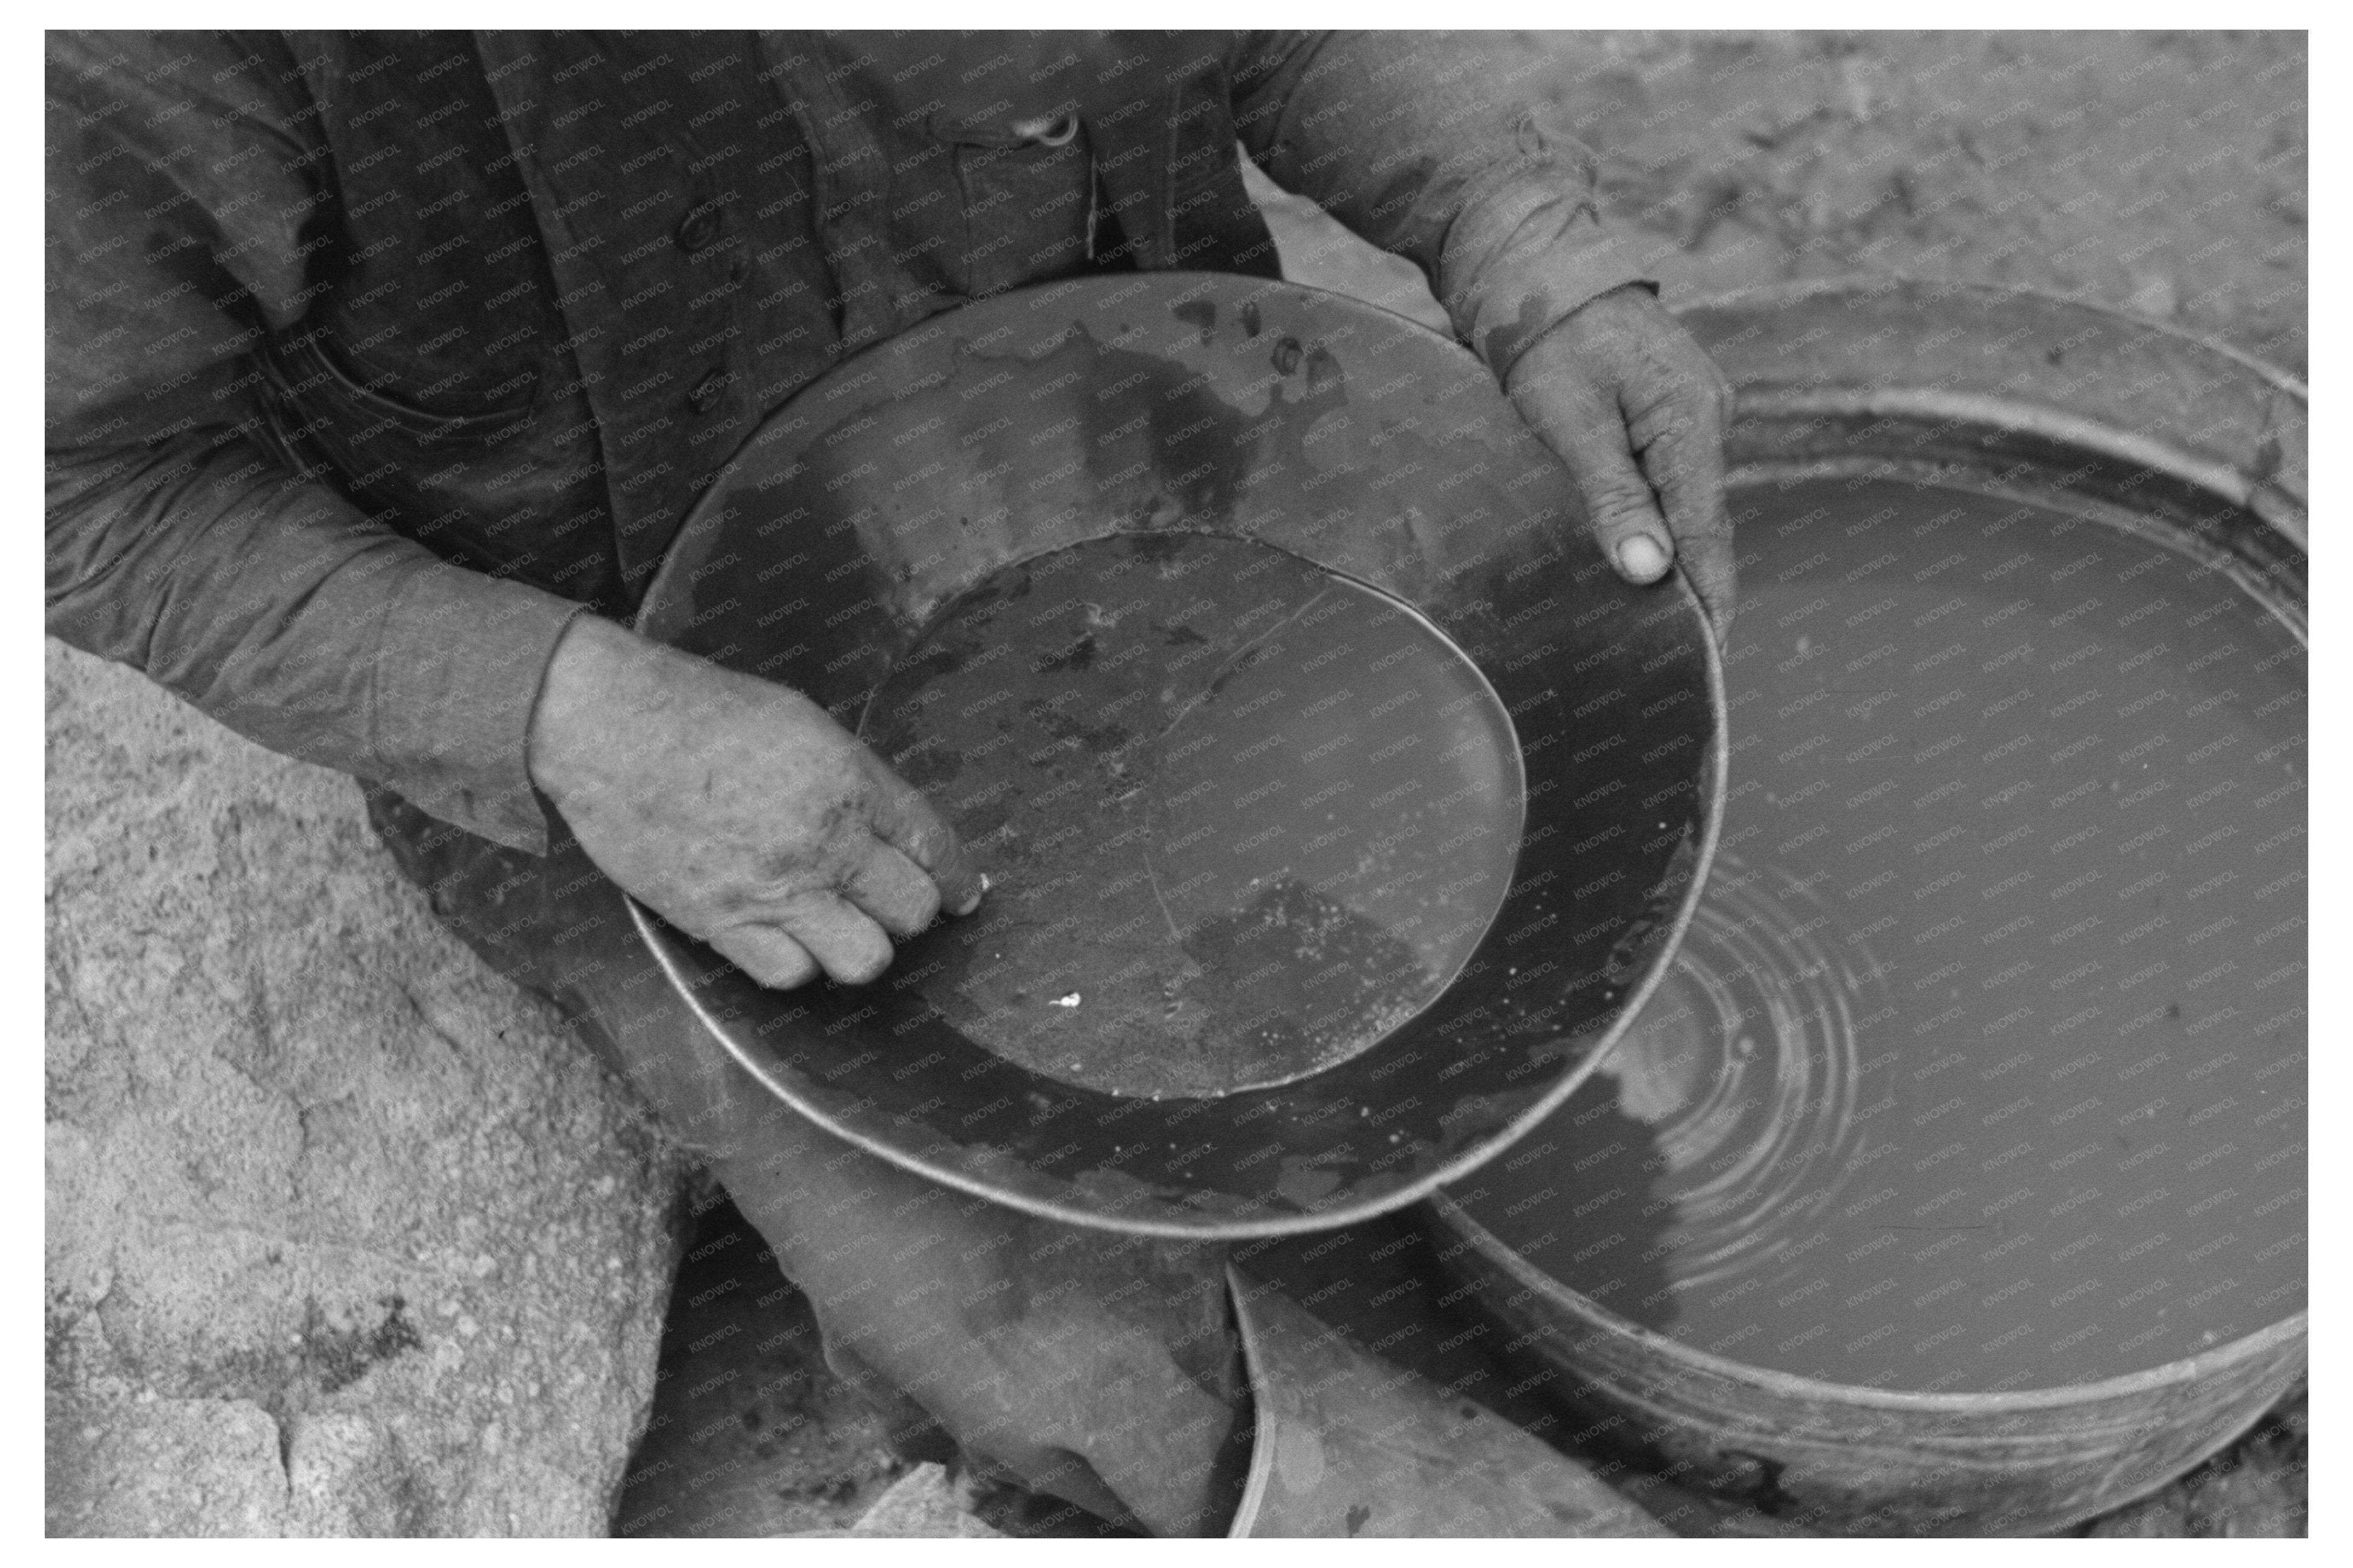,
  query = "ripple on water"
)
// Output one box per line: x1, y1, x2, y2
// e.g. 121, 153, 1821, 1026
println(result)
1598, 855, 1879, 1294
